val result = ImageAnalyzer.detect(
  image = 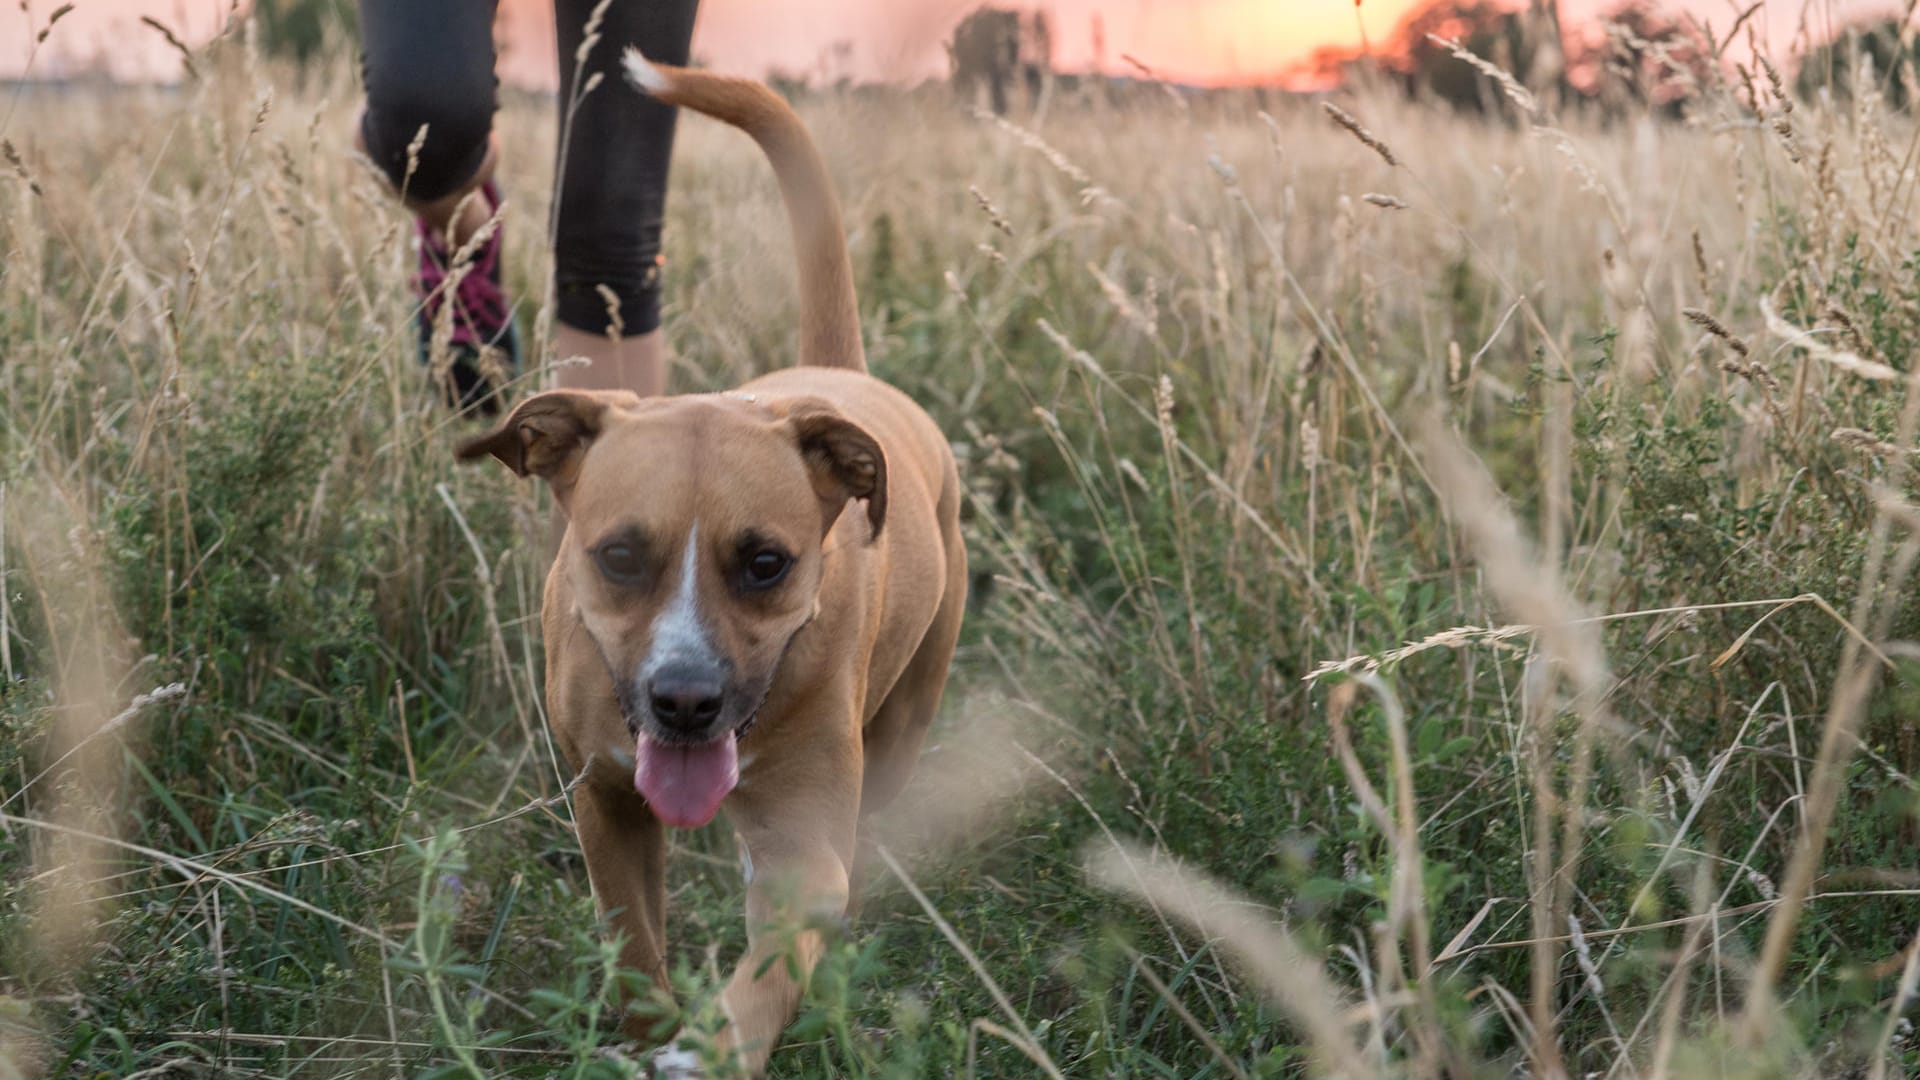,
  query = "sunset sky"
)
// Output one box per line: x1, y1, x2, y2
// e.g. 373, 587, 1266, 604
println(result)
0, 0, 1907, 87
